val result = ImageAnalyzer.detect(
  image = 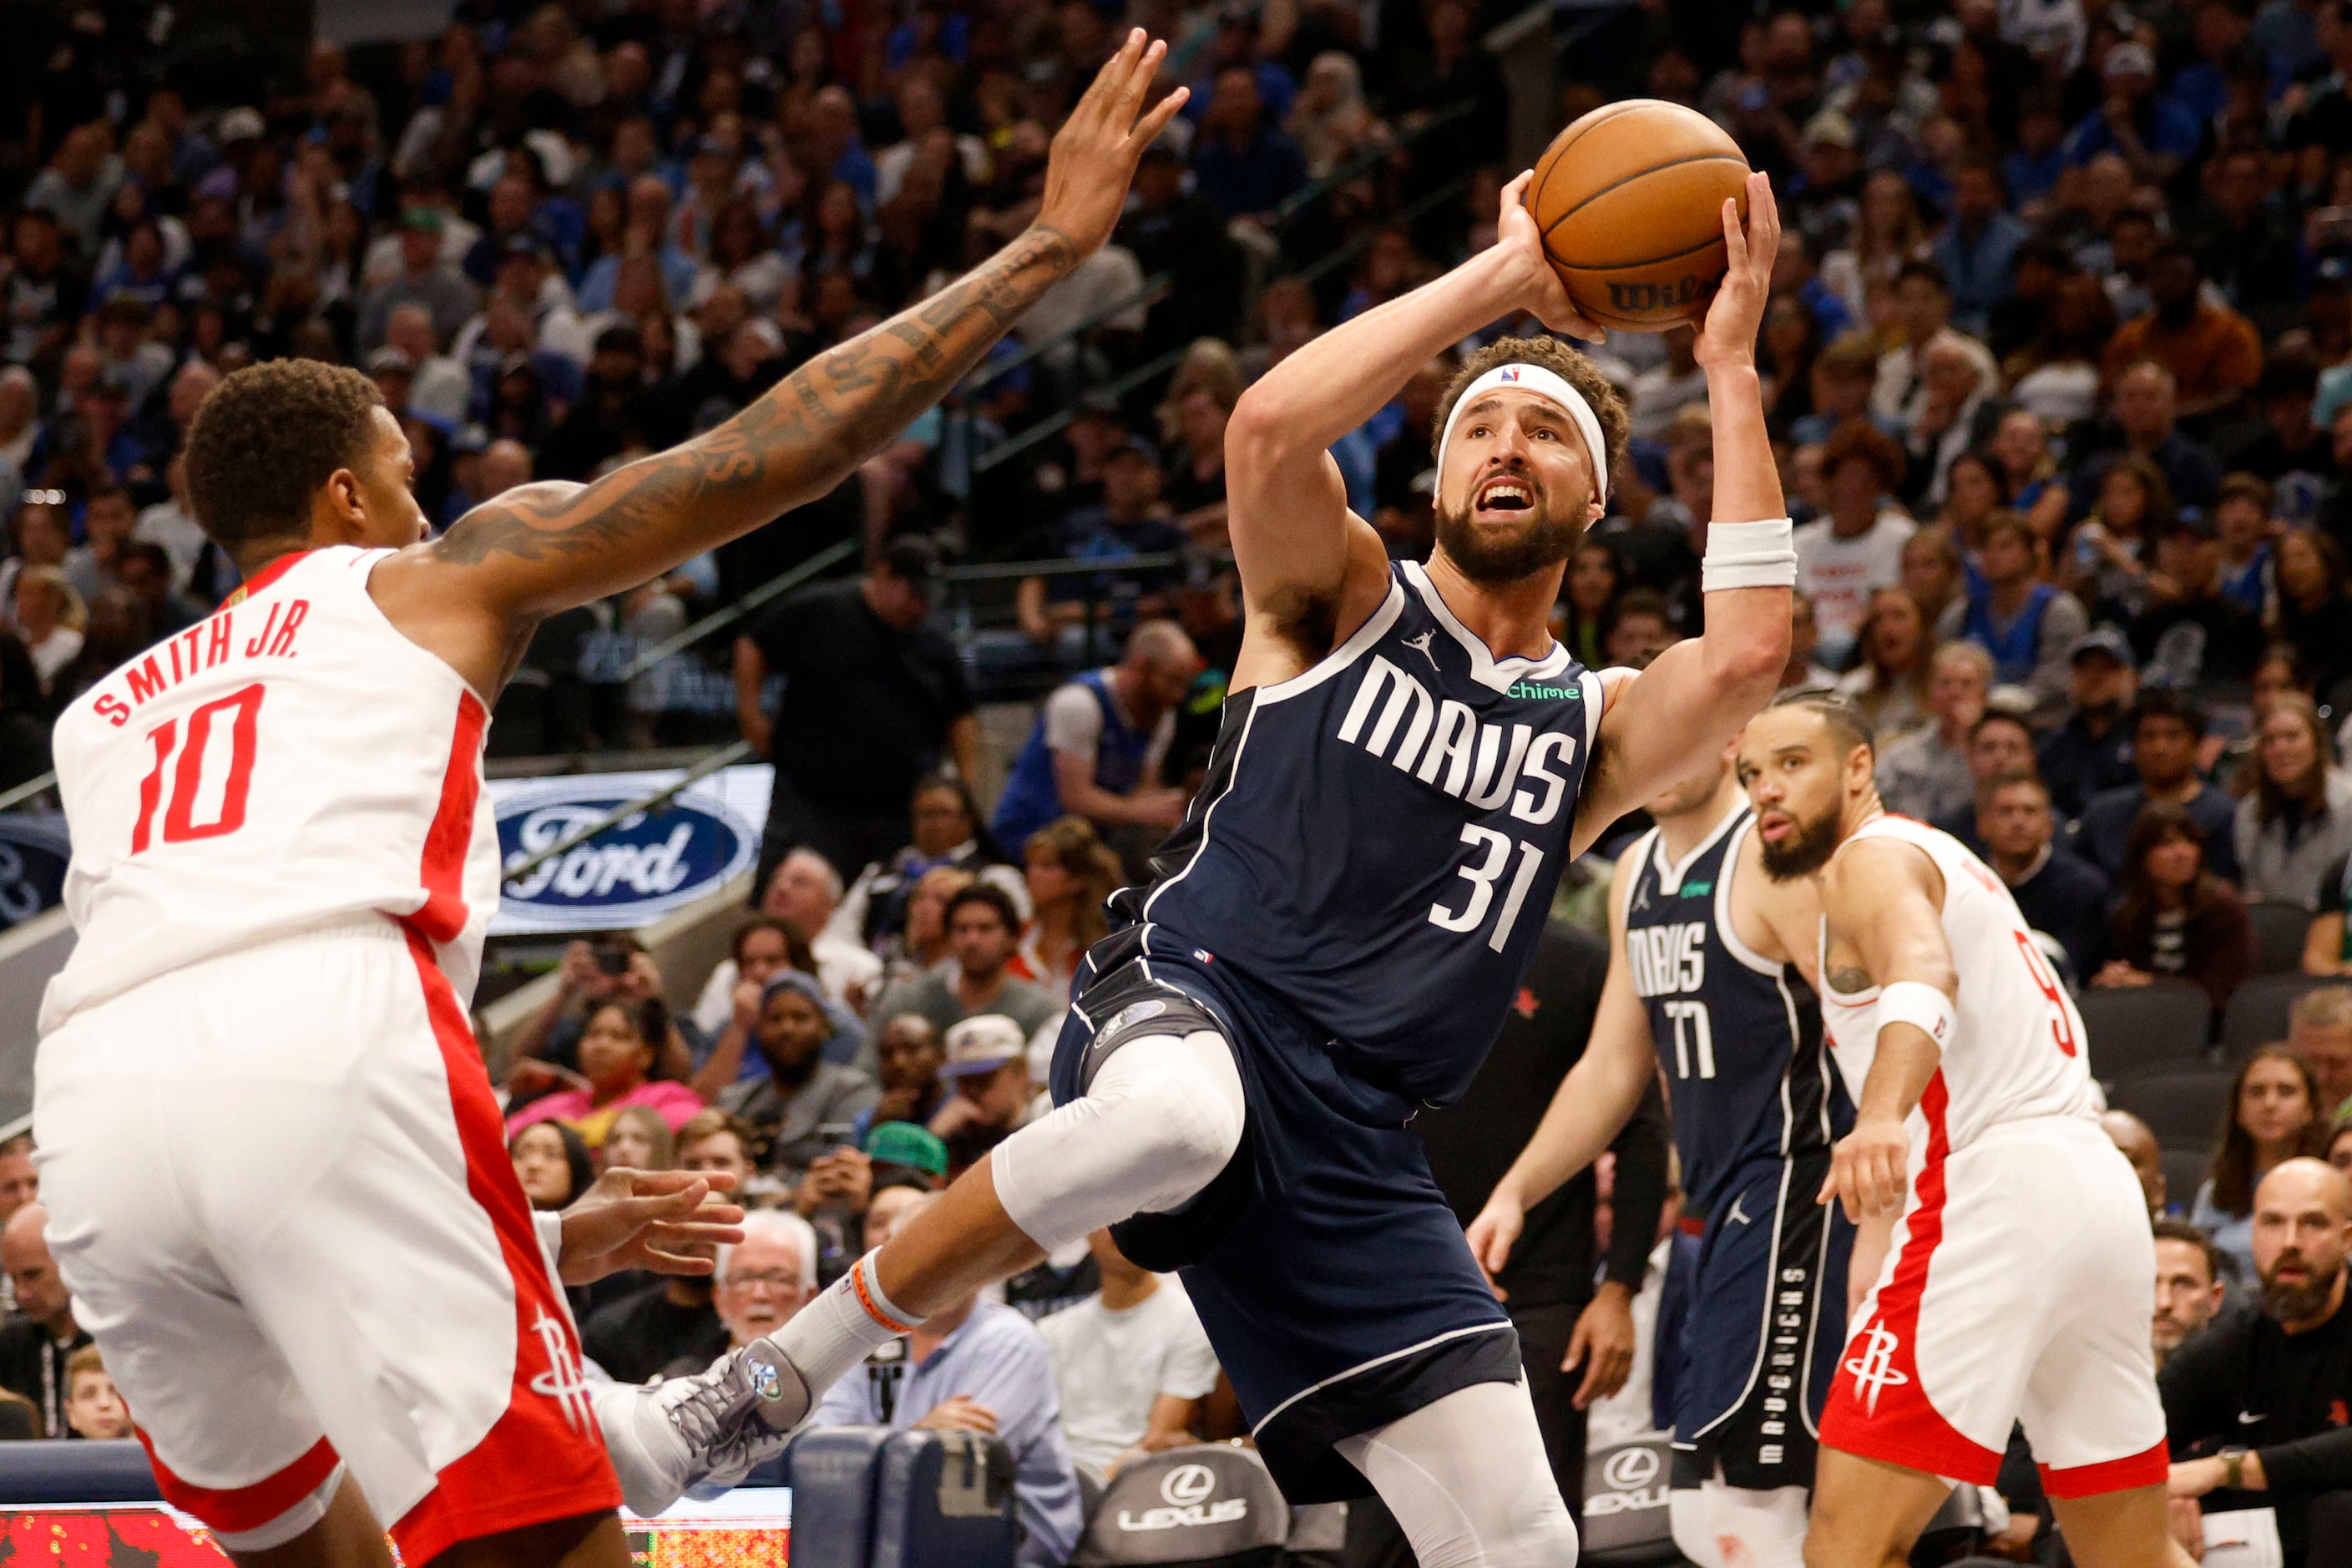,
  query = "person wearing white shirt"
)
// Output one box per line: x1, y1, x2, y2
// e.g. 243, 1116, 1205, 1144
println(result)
1035, 1230, 1221, 1478
1794, 420, 1915, 670
134, 455, 210, 598
694, 849, 884, 1024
